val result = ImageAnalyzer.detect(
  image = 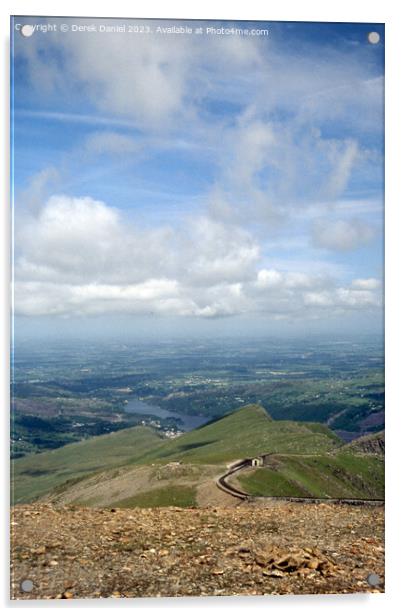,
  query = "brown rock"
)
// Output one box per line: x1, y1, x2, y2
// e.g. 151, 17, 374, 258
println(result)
254, 553, 270, 567
159, 549, 169, 556
306, 559, 320, 570
62, 591, 74, 599
263, 569, 285, 578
